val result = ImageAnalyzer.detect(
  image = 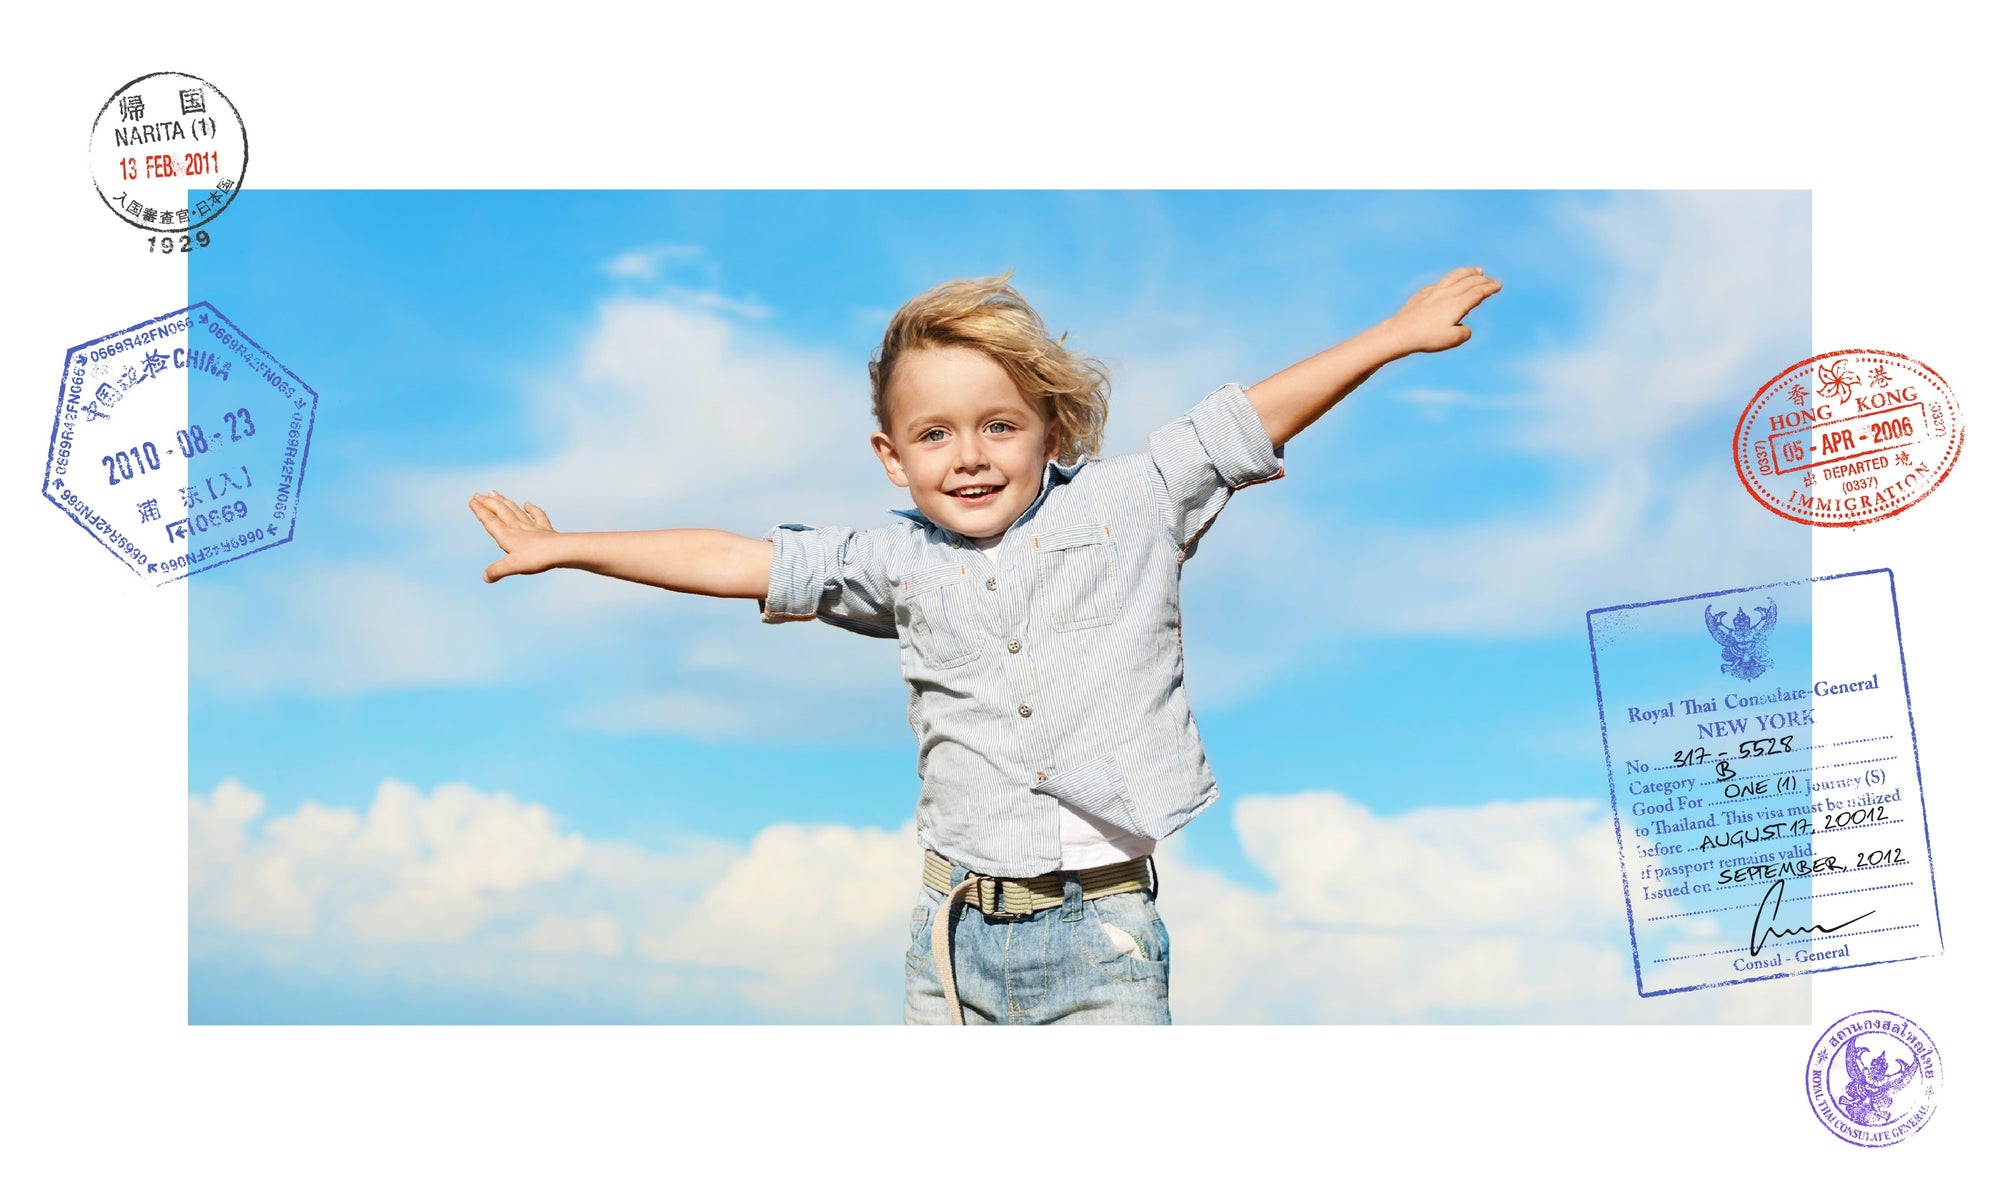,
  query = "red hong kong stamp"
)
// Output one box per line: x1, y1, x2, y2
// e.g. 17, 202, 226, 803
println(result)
1734, 350, 1963, 527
